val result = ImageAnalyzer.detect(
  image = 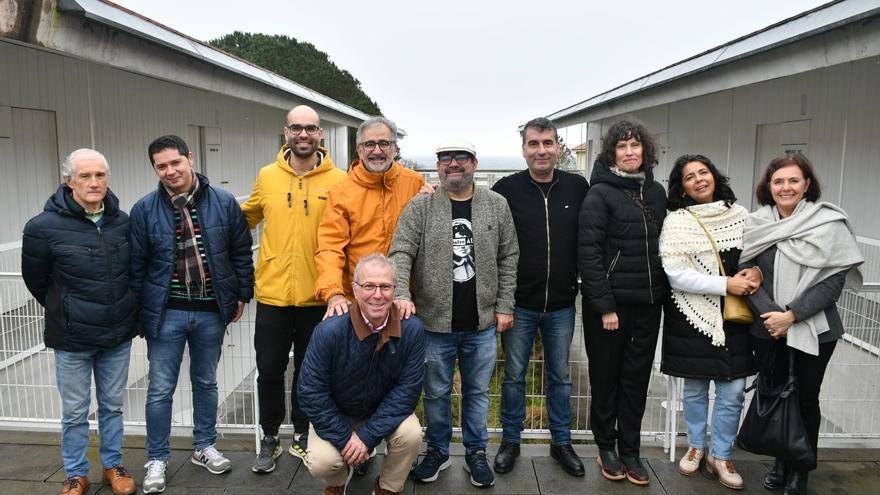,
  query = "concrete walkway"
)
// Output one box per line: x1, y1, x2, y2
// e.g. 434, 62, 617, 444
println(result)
1, 431, 878, 494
